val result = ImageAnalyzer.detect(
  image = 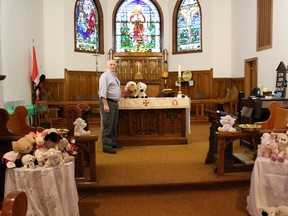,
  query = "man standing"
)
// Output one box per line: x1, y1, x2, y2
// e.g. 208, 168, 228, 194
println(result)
98, 60, 122, 154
